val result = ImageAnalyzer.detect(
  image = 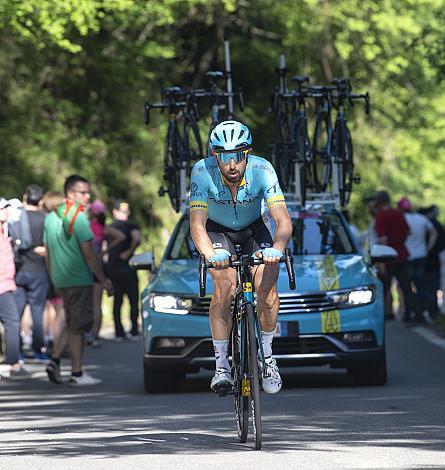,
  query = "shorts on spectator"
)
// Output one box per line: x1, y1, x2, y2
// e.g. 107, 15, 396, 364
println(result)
58, 286, 93, 333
